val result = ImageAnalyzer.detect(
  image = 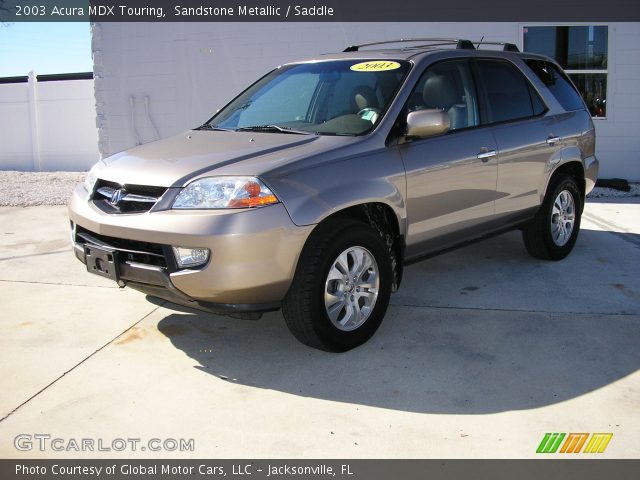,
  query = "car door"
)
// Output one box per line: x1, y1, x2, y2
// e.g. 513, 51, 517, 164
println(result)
397, 59, 499, 260
473, 58, 562, 220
